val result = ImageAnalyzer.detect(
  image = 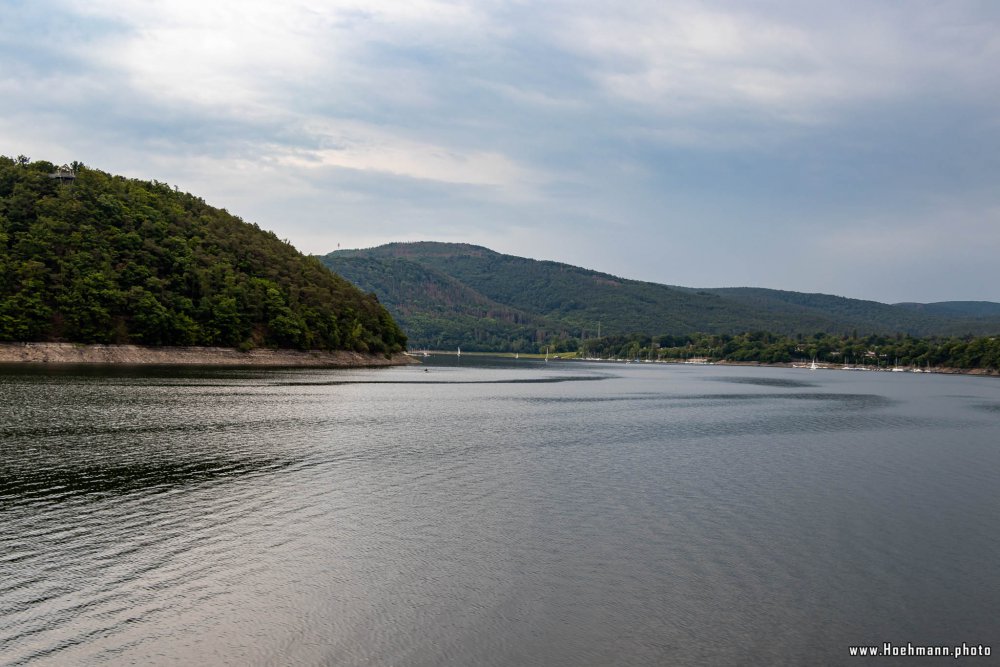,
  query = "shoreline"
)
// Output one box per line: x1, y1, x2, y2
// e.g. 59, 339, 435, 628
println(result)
624, 358, 1000, 376
416, 350, 998, 376
703, 359, 999, 376
0, 342, 418, 368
